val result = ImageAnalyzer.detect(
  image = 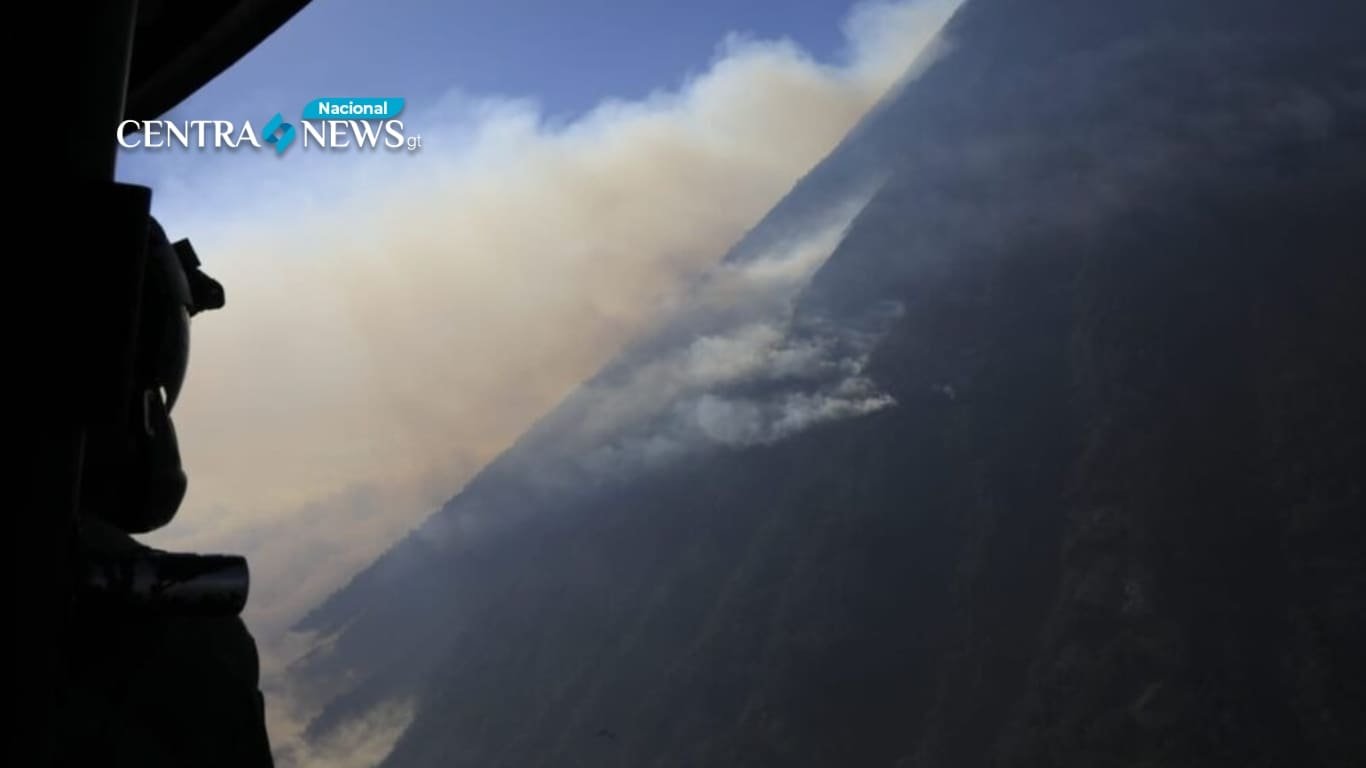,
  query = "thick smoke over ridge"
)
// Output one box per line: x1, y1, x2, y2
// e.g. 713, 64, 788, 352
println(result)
501, 193, 900, 494
149, 0, 961, 643
131, 4, 965, 764
276, 201, 904, 764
